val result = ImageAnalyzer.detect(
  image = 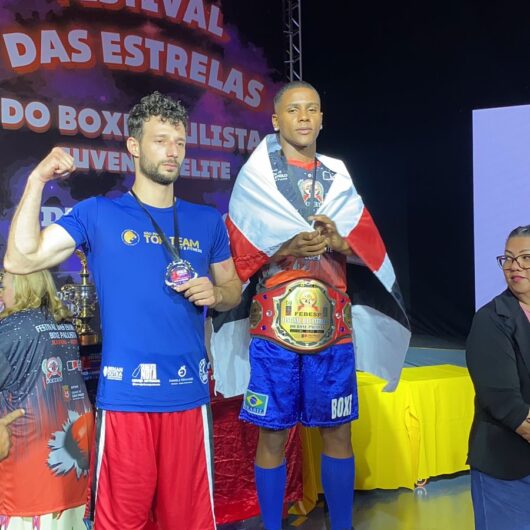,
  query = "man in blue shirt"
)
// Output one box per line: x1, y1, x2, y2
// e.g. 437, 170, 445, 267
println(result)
5, 92, 242, 530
